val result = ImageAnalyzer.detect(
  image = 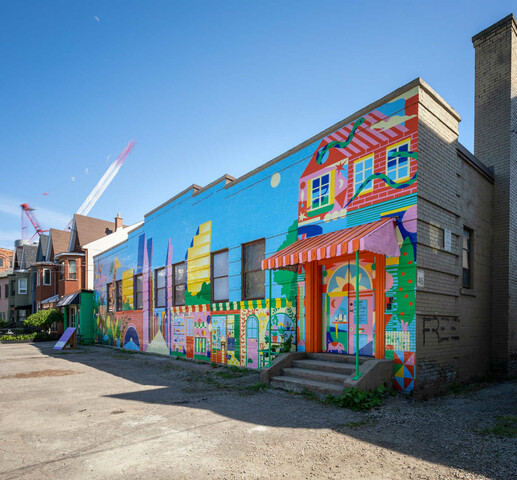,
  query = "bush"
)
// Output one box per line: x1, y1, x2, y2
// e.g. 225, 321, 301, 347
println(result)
24, 309, 63, 330
0, 319, 8, 328
0, 333, 37, 342
324, 386, 392, 411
